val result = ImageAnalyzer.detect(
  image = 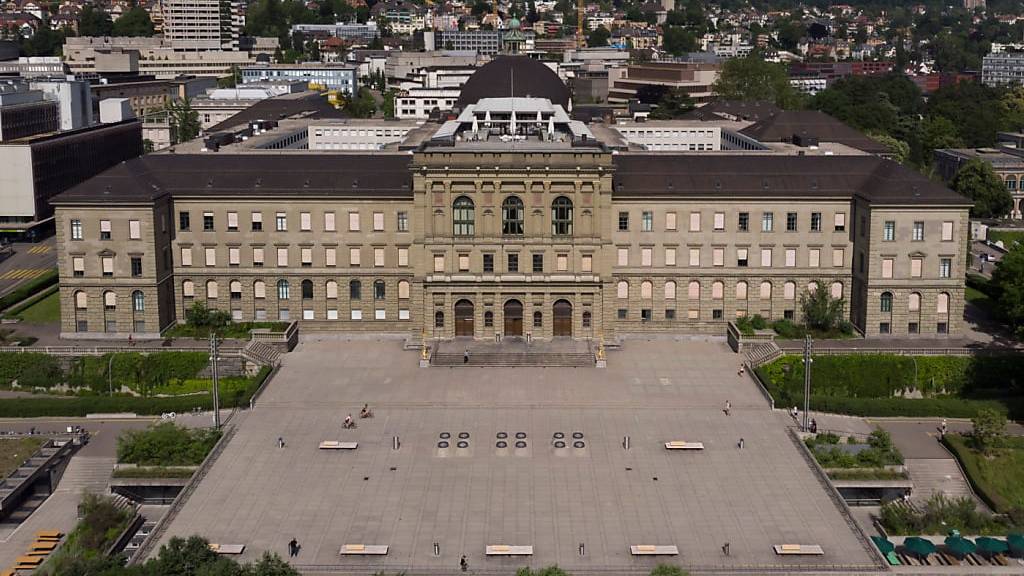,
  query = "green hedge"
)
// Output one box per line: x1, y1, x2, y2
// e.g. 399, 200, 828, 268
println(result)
3, 284, 58, 317
0, 351, 210, 394
118, 423, 221, 466
807, 395, 1016, 418
0, 366, 271, 417
0, 269, 57, 312
0, 353, 63, 388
